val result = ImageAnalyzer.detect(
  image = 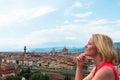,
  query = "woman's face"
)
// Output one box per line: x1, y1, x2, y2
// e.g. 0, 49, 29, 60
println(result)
85, 37, 98, 57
